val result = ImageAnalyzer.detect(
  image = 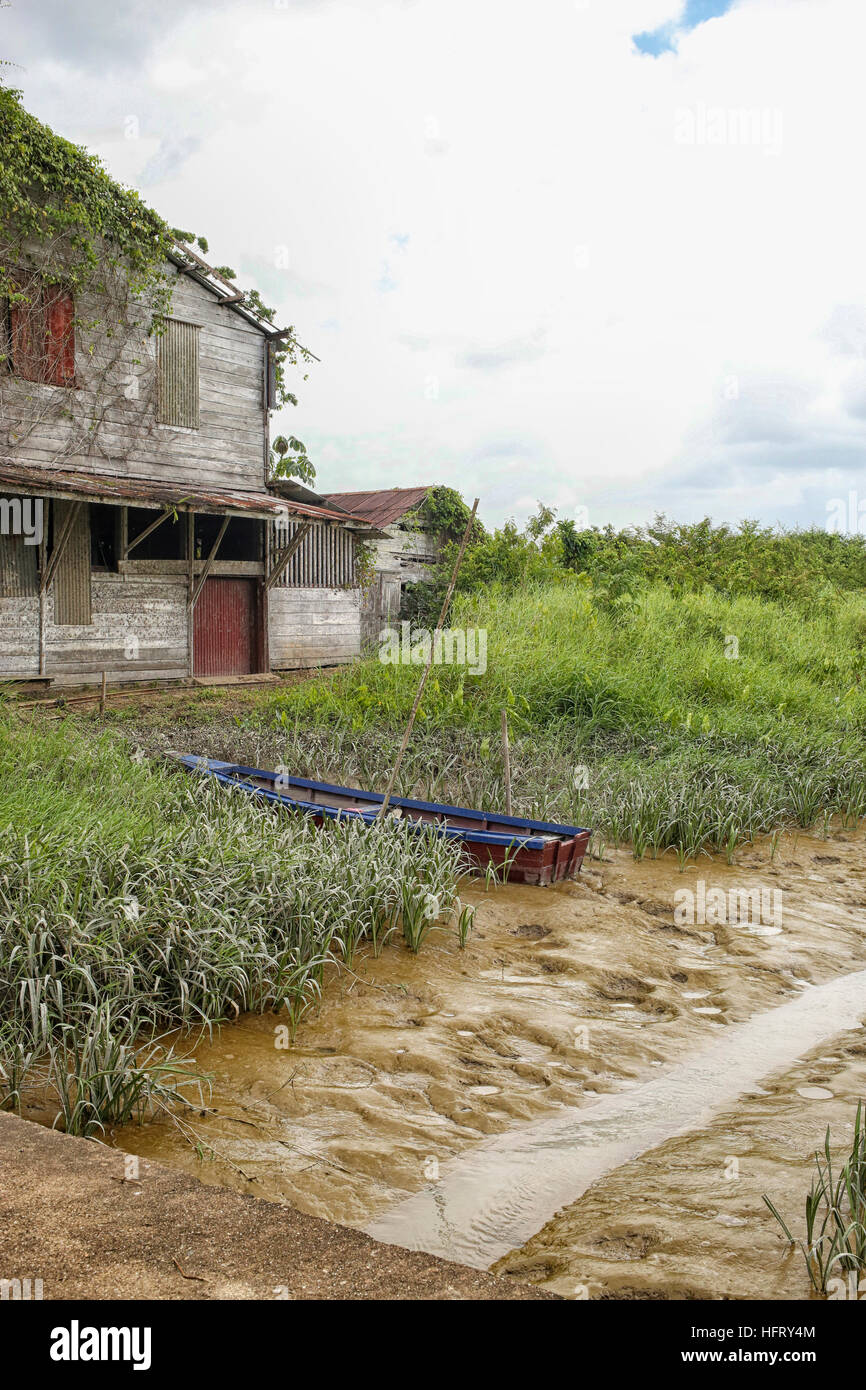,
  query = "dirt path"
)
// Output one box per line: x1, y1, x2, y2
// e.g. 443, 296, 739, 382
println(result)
0, 1112, 551, 1300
